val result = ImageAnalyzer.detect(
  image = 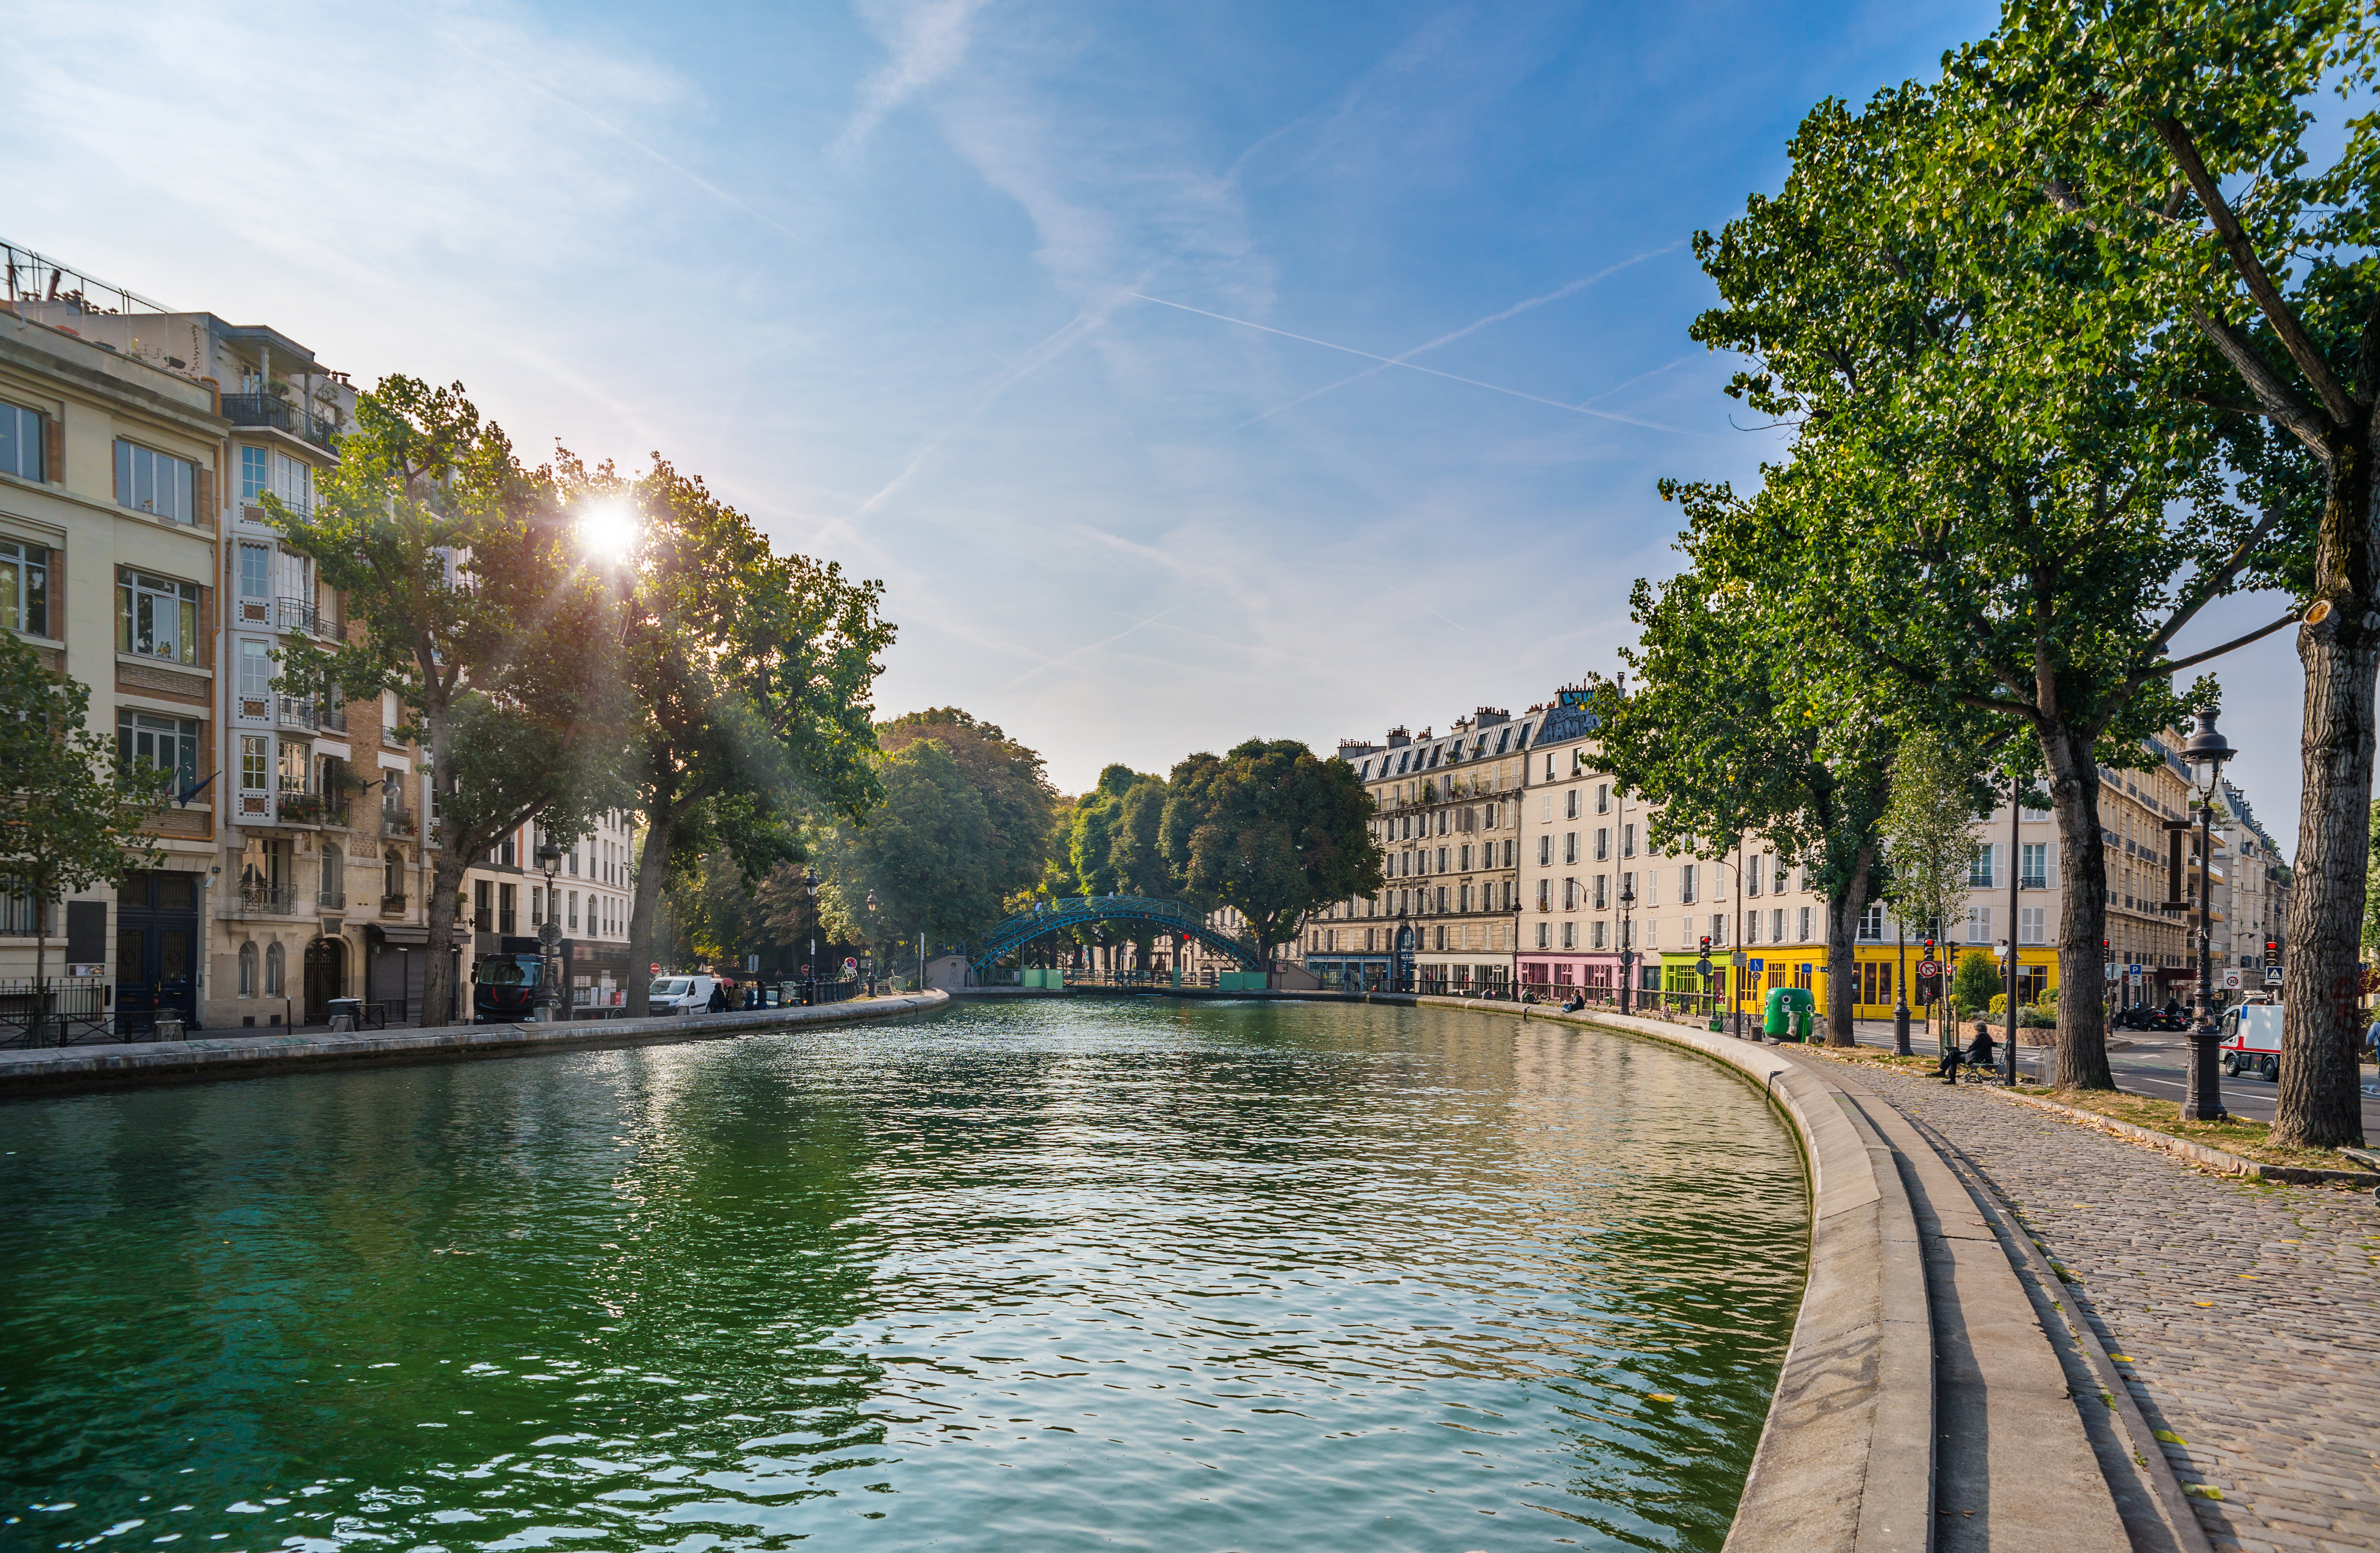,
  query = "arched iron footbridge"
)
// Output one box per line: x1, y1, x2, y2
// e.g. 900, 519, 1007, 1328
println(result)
969, 895, 1265, 977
